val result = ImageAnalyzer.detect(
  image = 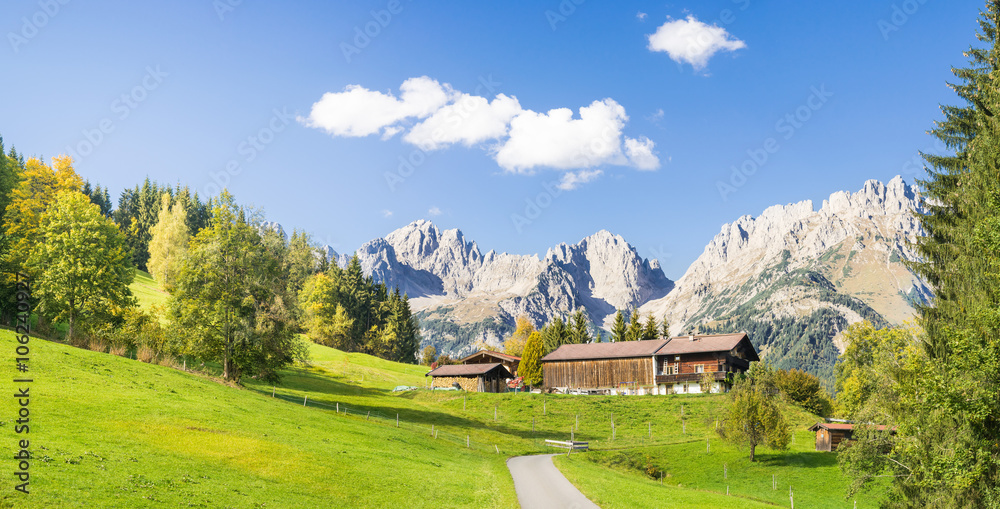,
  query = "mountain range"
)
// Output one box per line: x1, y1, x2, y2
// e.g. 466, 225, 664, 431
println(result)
316, 176, 930, 388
